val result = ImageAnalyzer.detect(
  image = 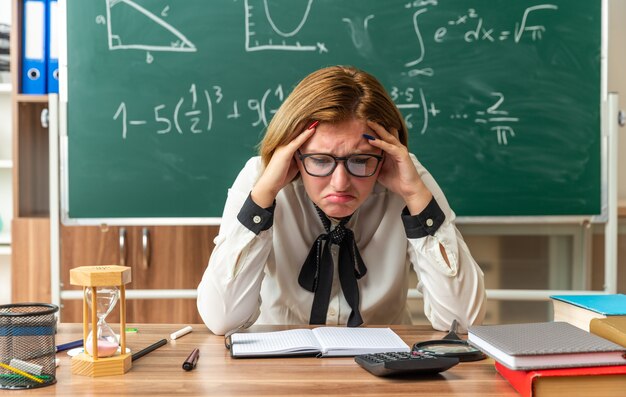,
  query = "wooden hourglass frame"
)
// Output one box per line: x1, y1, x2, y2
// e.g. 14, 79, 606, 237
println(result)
69, 265, 132, 377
